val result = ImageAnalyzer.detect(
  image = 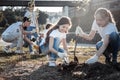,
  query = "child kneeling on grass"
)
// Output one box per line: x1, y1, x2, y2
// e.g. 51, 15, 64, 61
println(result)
76, 8, 120, 65
39, 16, 72, 67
